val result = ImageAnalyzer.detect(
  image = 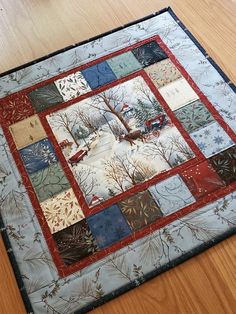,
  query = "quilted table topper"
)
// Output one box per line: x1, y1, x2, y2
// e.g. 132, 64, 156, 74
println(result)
0, 7, 236, 314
